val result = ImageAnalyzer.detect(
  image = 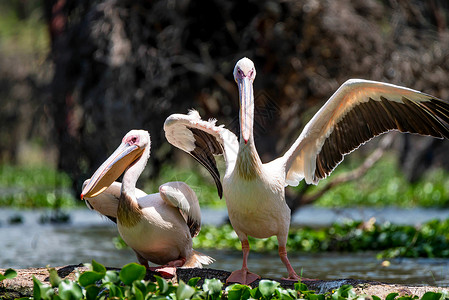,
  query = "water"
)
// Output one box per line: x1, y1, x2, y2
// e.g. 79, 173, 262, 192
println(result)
0, 207, 448, 286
